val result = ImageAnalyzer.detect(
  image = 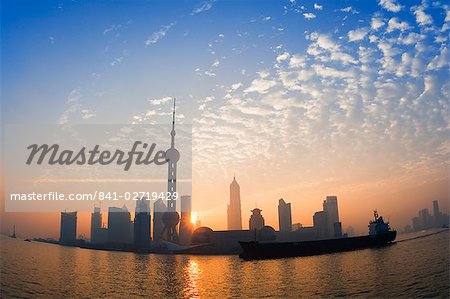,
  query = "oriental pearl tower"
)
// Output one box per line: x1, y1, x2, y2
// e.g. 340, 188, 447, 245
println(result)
162, 98, 180, 243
